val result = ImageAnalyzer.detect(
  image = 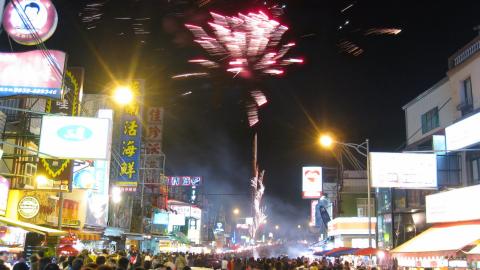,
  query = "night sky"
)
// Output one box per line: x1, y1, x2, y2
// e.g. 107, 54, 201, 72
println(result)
2, 0, 480, 226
